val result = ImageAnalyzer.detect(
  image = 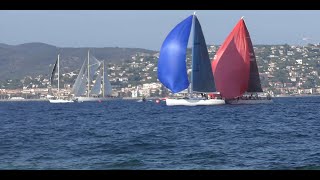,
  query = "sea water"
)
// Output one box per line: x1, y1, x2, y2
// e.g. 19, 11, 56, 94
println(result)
0, 97, 320, 169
